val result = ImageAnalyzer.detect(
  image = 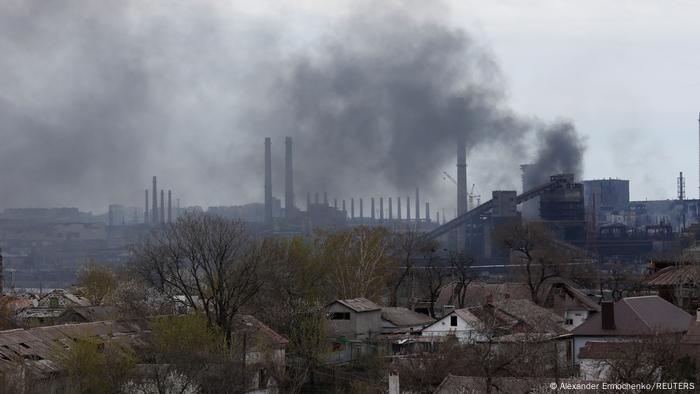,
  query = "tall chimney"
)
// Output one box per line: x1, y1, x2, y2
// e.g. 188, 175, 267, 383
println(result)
436, 210, 440, 224
264, 137, 273, 226
160, 190, 165, 225
152, 176, 158, 224
334, 198, 338, 209
457, 136, 467, 216
168, 190, 172, 223
426, 202, 430, 222
323, 192, 328, 206
360, 198, 364, 219
351, 198, 355, 219
397, 197, 402, 219
601, 301, 615, 330
342, 199, 346, 214
379, 198, 384, 220
406, 197, 411, 220
285, 136, 295, 217
415, 188, 420, 220
145, 189, 149, 225
371, 198, 375, 220
389, 197, 393, 219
